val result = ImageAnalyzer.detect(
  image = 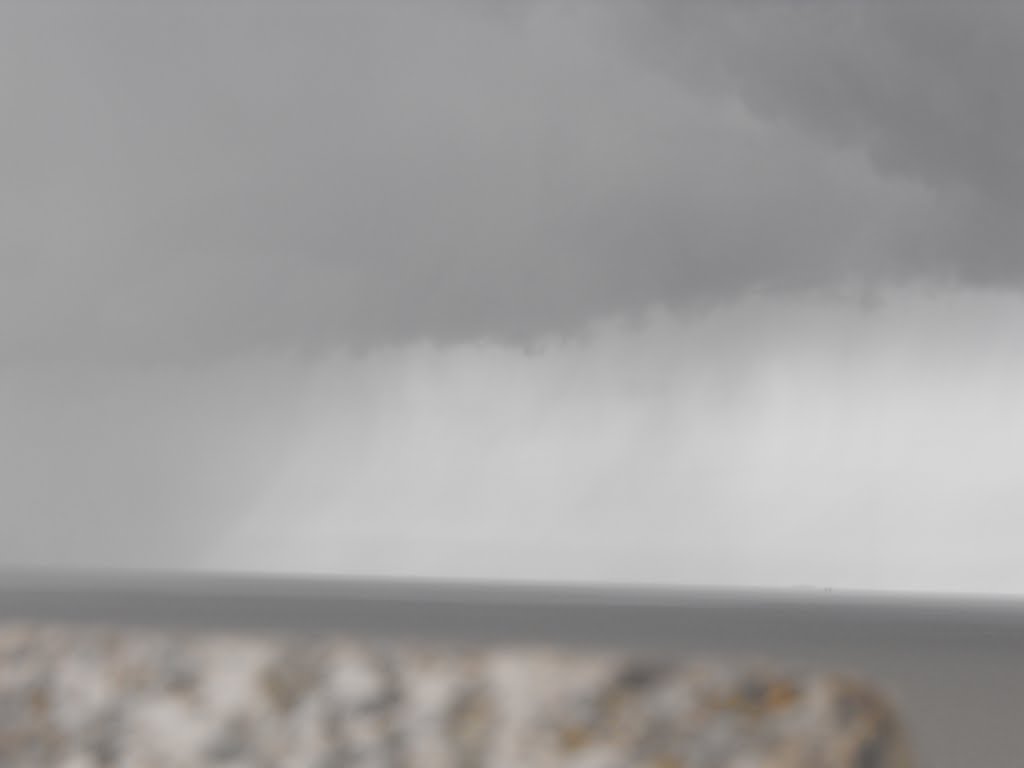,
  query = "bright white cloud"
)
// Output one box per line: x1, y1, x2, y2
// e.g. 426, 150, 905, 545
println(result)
3, 284, 1022, 596
179, 284, 1024, 597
